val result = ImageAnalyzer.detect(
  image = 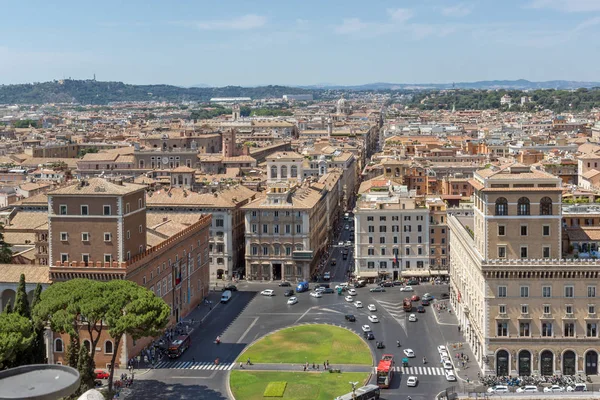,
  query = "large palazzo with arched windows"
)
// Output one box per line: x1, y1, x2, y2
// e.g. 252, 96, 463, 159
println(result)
449, 163, 600, 377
